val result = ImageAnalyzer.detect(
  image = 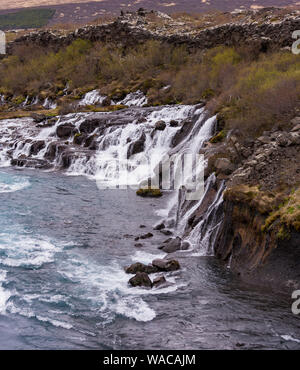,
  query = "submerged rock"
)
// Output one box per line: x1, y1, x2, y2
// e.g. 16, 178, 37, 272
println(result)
160, 229, 173, 236
139, 232, 153, 239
